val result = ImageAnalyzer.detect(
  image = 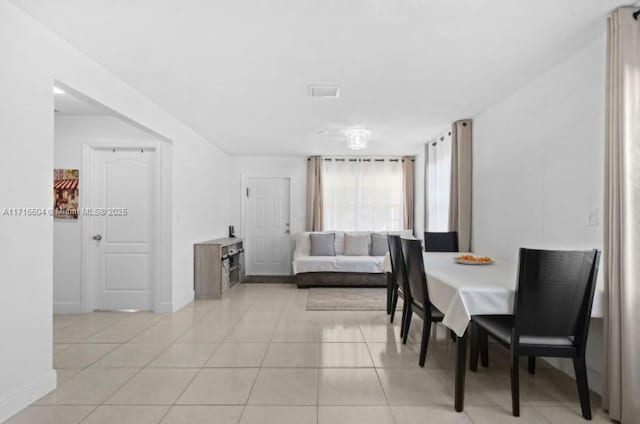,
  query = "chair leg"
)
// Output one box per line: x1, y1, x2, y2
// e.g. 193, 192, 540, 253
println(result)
454, 331, 468, 412
399, 301, 408, 338
470, 323, 479, 372
573, 357, 592, 420
419, 317, 432, 367
510, 351, 520, 417
402, 307, 413, 344
386, 274, 393, 315
389, 290, 399, 323
480, 330, 489, 367
528, 356, 536, 374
